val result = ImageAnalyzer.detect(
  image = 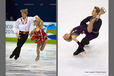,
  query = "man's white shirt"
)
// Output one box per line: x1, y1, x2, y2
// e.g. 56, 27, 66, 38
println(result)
13, 16, 36, 34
